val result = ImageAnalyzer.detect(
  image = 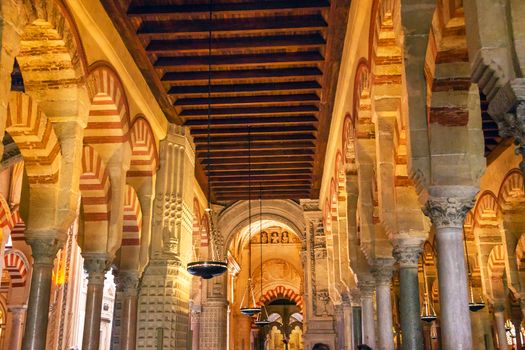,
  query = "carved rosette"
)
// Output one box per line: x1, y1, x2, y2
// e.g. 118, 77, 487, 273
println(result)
393, 244, 423, 268
83, 253, 111, 285
27, 238, 62, 265
424, 196, 476, 229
